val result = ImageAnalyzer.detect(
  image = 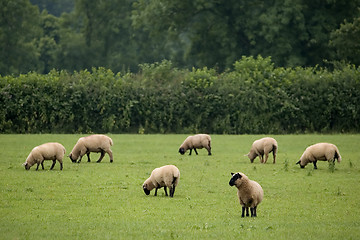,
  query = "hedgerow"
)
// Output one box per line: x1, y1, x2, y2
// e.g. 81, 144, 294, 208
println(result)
1, 57, 359, 134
